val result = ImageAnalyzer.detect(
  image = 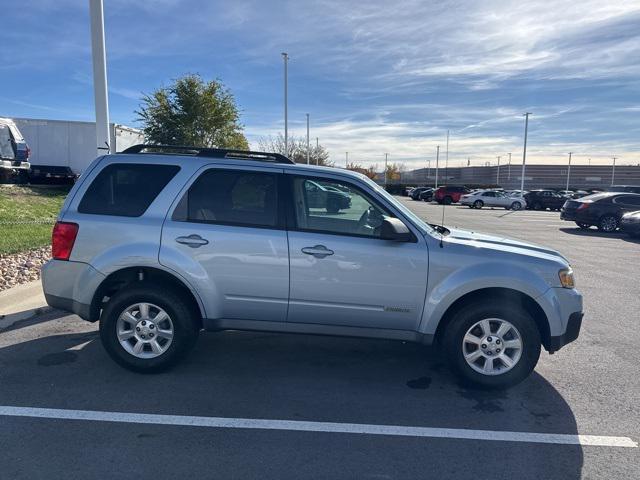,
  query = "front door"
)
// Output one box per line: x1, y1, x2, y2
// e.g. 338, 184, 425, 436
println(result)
285, 174, 428, 331
160, 165, 289, 322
